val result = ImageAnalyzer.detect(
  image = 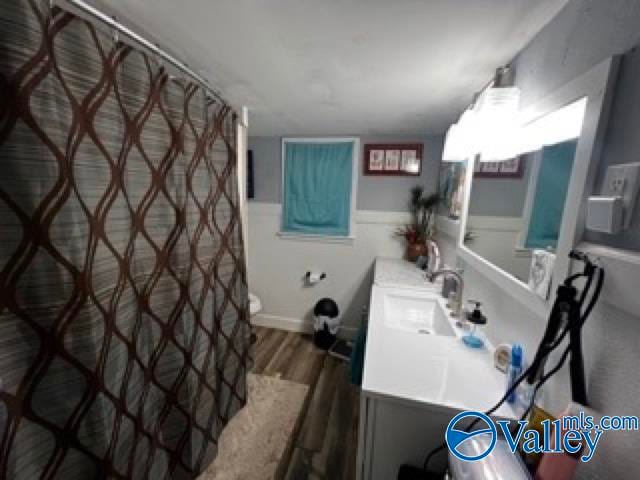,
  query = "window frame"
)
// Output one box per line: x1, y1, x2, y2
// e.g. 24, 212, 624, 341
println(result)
279, 137, 360, 243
